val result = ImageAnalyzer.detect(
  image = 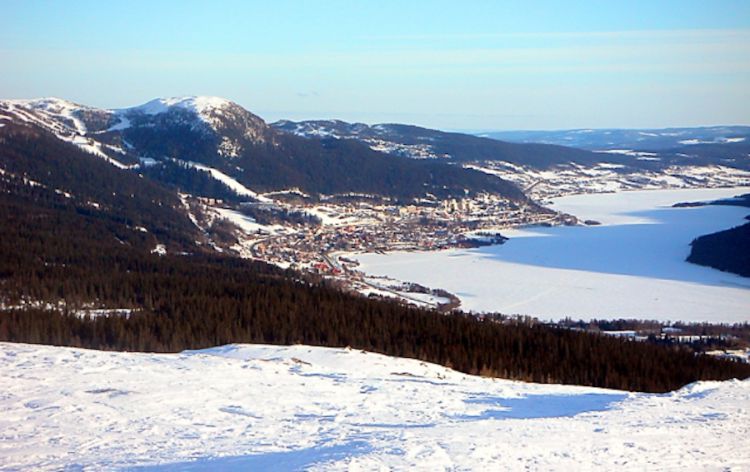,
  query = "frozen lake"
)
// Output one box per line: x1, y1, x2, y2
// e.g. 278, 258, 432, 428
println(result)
355, 187, 750, 322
